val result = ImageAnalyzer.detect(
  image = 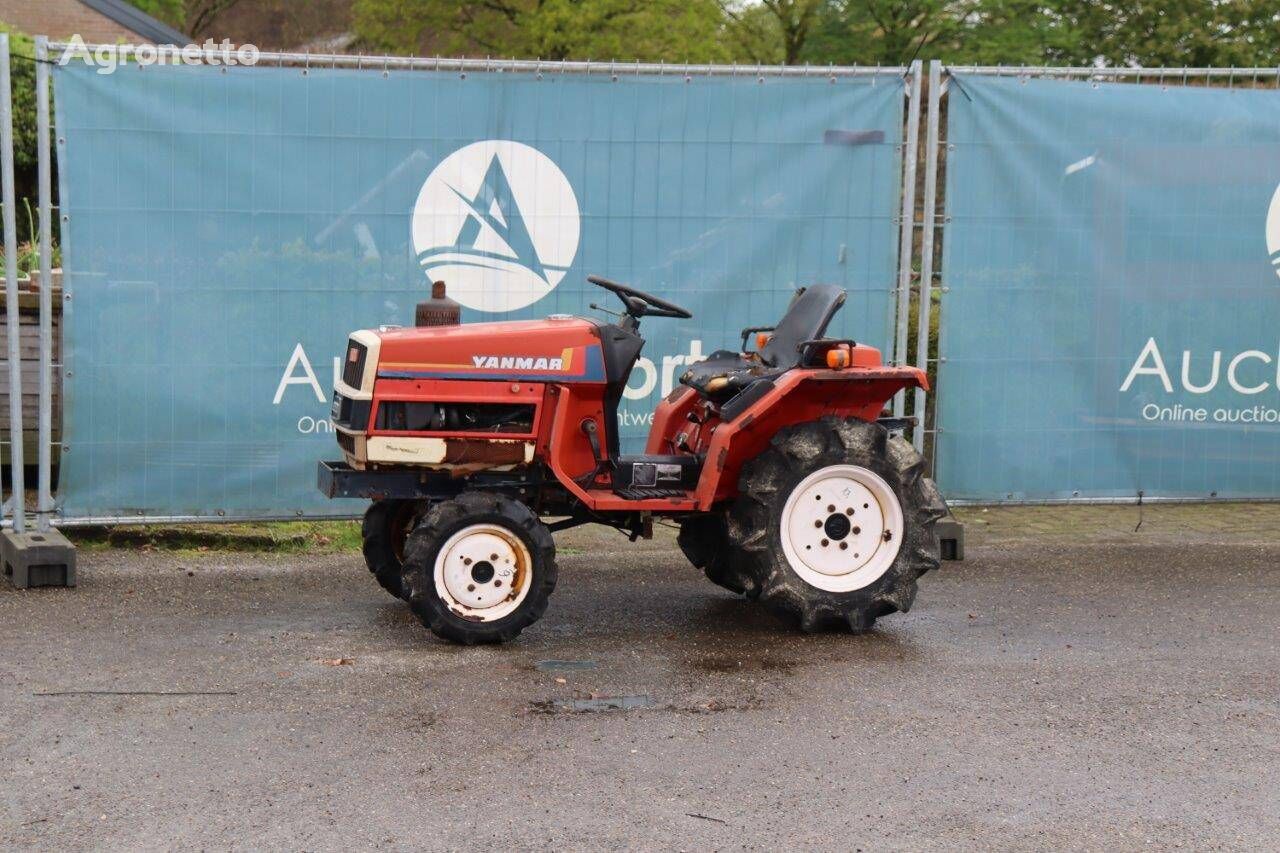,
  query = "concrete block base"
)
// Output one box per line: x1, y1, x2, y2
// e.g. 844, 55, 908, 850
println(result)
937, 517, 965, 562
2, 528, 77, 589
